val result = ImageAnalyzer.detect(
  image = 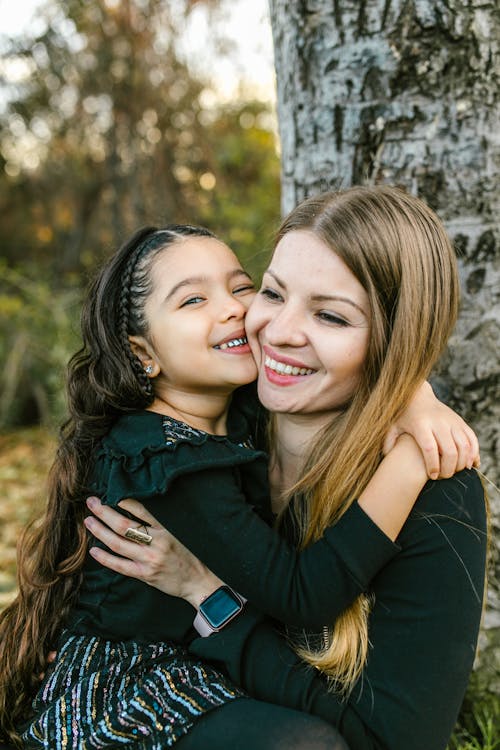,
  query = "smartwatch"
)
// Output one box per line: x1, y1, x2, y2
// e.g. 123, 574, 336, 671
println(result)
193, 586, 247, 637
